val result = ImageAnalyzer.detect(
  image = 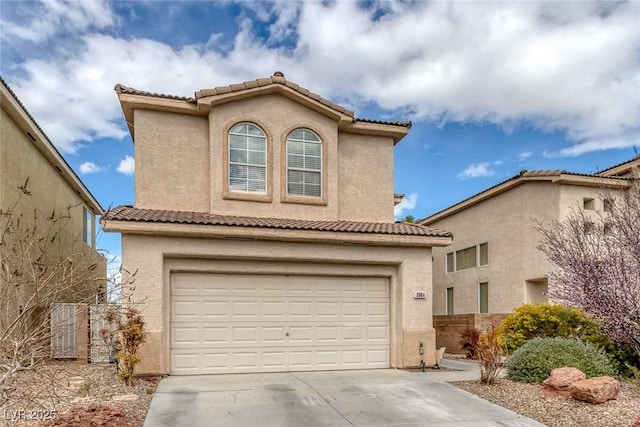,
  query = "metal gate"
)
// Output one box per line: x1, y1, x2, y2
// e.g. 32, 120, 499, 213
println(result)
50, 303, 77, 359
